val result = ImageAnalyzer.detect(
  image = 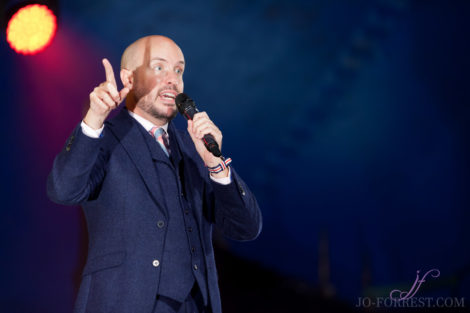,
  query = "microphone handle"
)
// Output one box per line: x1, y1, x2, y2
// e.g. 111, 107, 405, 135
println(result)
182, 105, 222, 157
202, 134, 222, 157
